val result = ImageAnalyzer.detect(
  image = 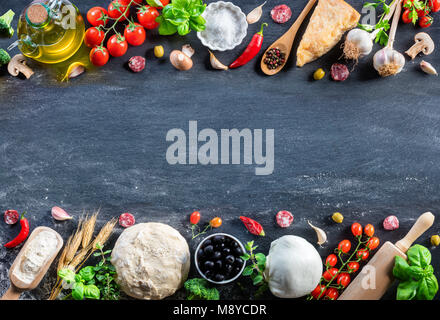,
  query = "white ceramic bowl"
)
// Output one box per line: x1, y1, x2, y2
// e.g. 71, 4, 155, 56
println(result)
197, 1, 248, 51
195, 233, 246, 285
